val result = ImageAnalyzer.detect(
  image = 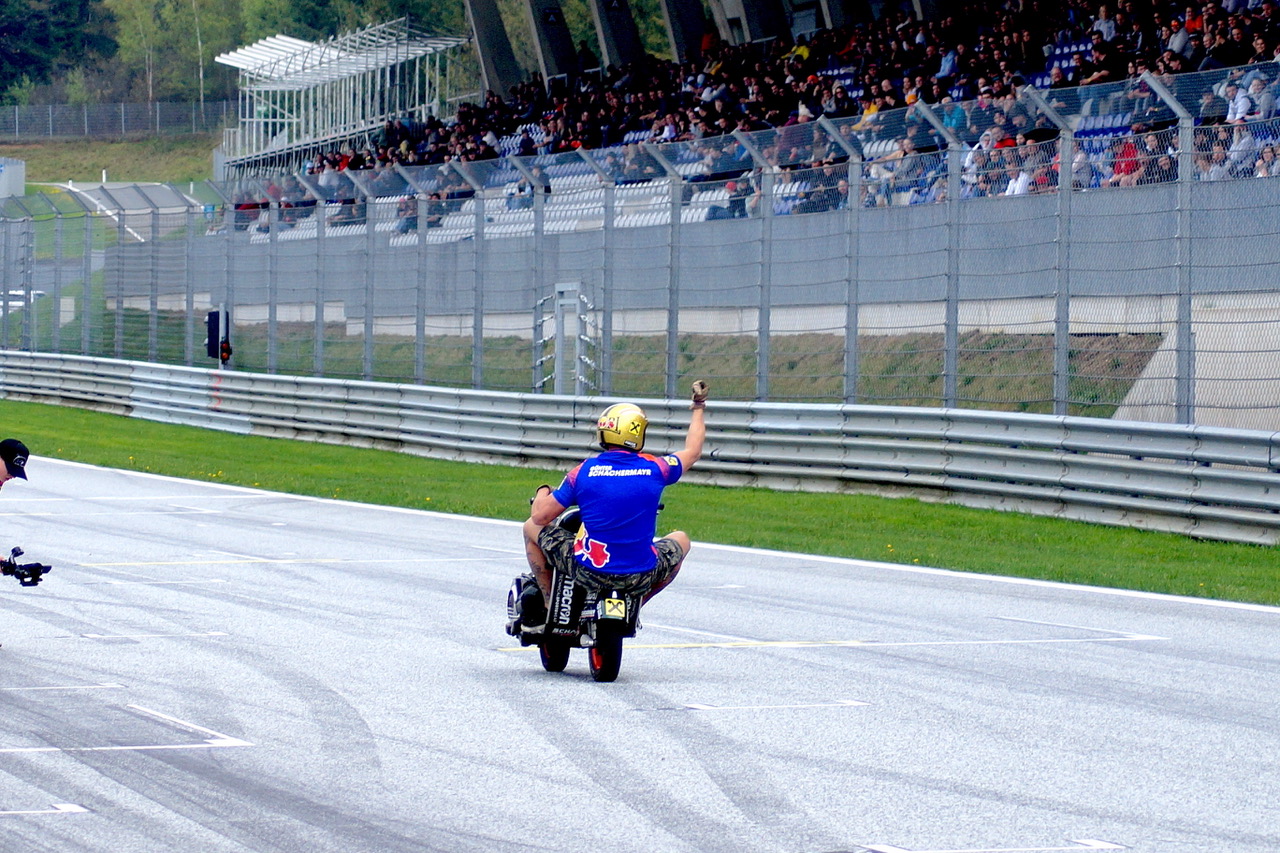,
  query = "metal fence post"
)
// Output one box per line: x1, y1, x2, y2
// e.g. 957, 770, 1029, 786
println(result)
1174, 115, 1196, 425
512, 155, 547, 391
259, 186, 280, 375
731, 130, 773, 401
1143, 72, 1197, 424
296, 172, 328, 378
942, 143, 963, 408
0, 199, 38, 352
345, 171, 376, 381
1, 224, 11, 349
602, 179, 616, 395
553, 282, 579, 394
21, 218, 34, 351
451, 161, 485, 390
149, 206, 160, 362
0, 222, 10, 348
95, 187, 129, 359
820, 117, 864, 404
1055, 130, 1076, 416
184, 200, 196, 366
912, 102, 966, 409
315, 198, 327, 378
578, 149, 617, 395
52, 204, 64, 353
644, 143, 683, 399
398, 163, 433, 385
80, 206, 93, 355
1021, 86, 1075, 416
222, 202, 234, 368
115, 204, 126, 358
416, 193, 428, 384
